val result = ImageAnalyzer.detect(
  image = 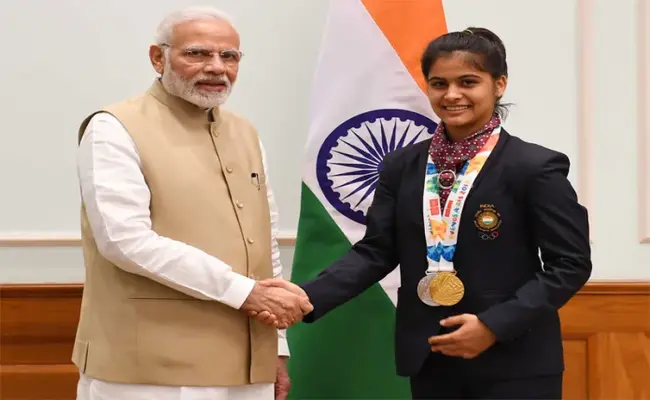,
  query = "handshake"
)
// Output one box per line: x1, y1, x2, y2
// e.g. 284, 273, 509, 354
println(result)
241, 278, 313, 329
